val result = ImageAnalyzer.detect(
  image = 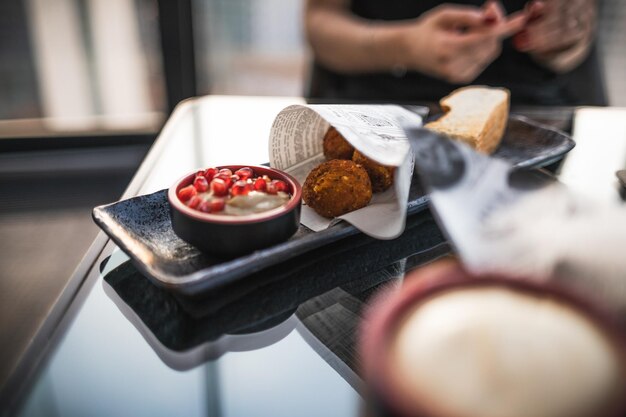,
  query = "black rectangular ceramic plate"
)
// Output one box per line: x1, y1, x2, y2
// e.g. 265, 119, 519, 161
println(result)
93, 115, 574, 296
